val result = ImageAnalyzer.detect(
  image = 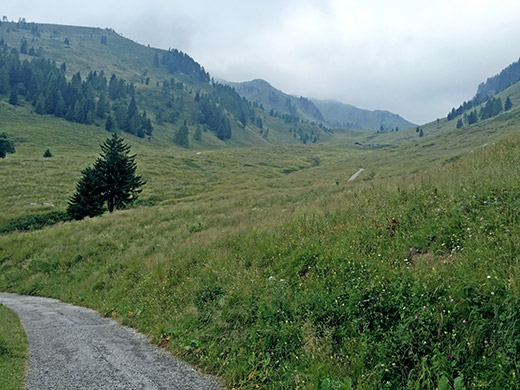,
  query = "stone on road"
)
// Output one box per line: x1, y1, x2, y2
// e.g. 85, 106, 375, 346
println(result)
0, 293, 222, 390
